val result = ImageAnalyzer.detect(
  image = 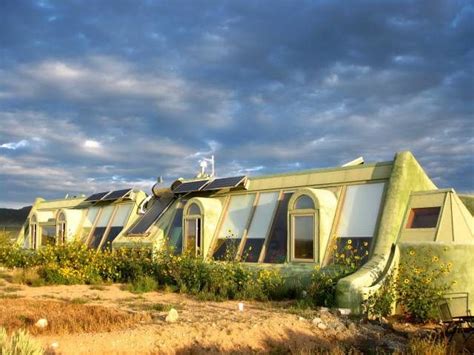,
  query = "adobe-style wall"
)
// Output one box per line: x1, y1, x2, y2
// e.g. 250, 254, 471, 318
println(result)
336, 151, 437, 313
